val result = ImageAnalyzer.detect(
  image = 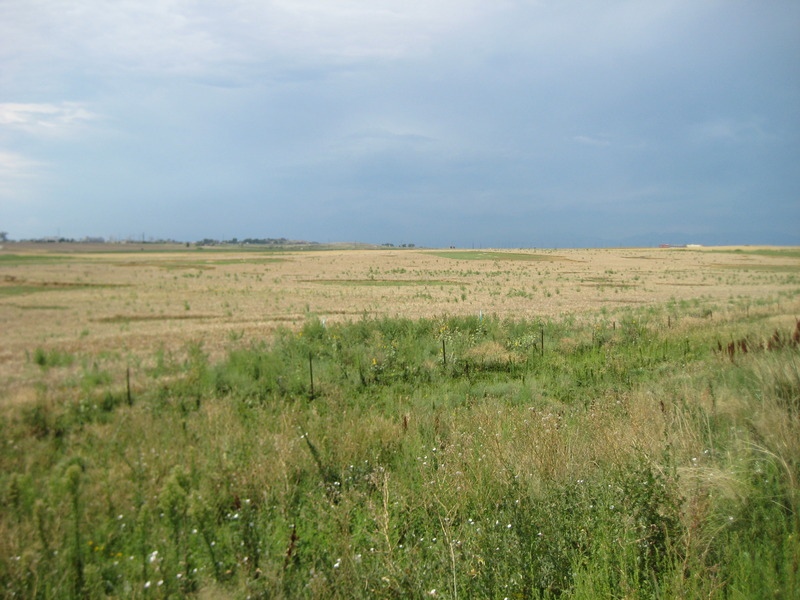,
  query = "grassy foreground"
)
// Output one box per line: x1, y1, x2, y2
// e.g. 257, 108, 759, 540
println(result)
1, 302, 799, 599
